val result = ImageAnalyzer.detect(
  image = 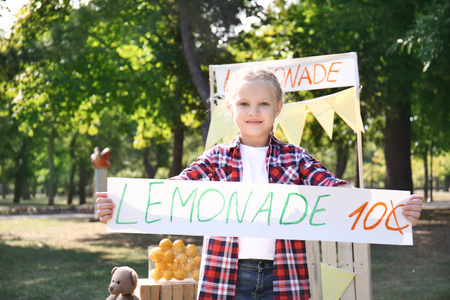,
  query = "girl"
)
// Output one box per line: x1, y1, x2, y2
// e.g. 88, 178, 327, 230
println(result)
97, 67, 423, 300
